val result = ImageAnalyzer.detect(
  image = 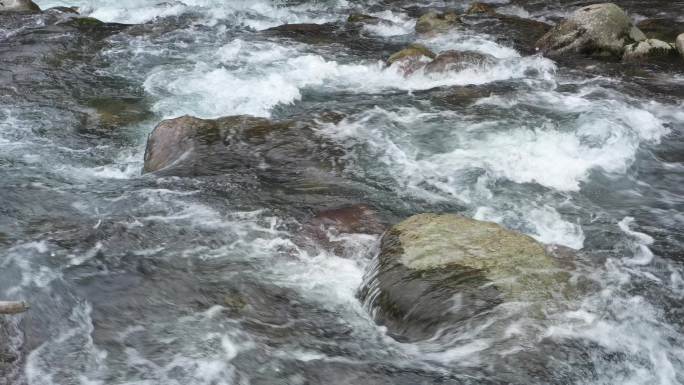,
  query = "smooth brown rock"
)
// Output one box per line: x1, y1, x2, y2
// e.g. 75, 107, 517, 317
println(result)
143, 115, 289, 174
301, 204, 386, 254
